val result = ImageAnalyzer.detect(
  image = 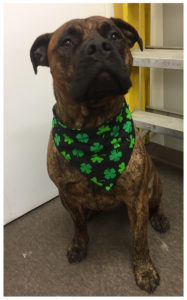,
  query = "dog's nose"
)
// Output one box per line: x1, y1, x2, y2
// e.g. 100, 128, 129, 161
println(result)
86, 40, 112, 56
